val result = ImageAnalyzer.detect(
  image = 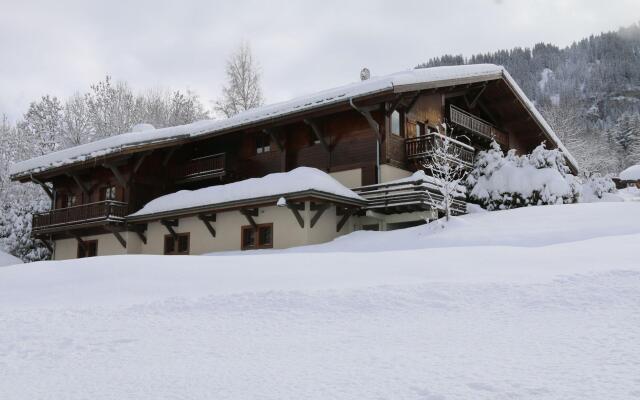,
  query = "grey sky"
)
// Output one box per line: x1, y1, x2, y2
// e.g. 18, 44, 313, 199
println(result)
1, 0, 638, 122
